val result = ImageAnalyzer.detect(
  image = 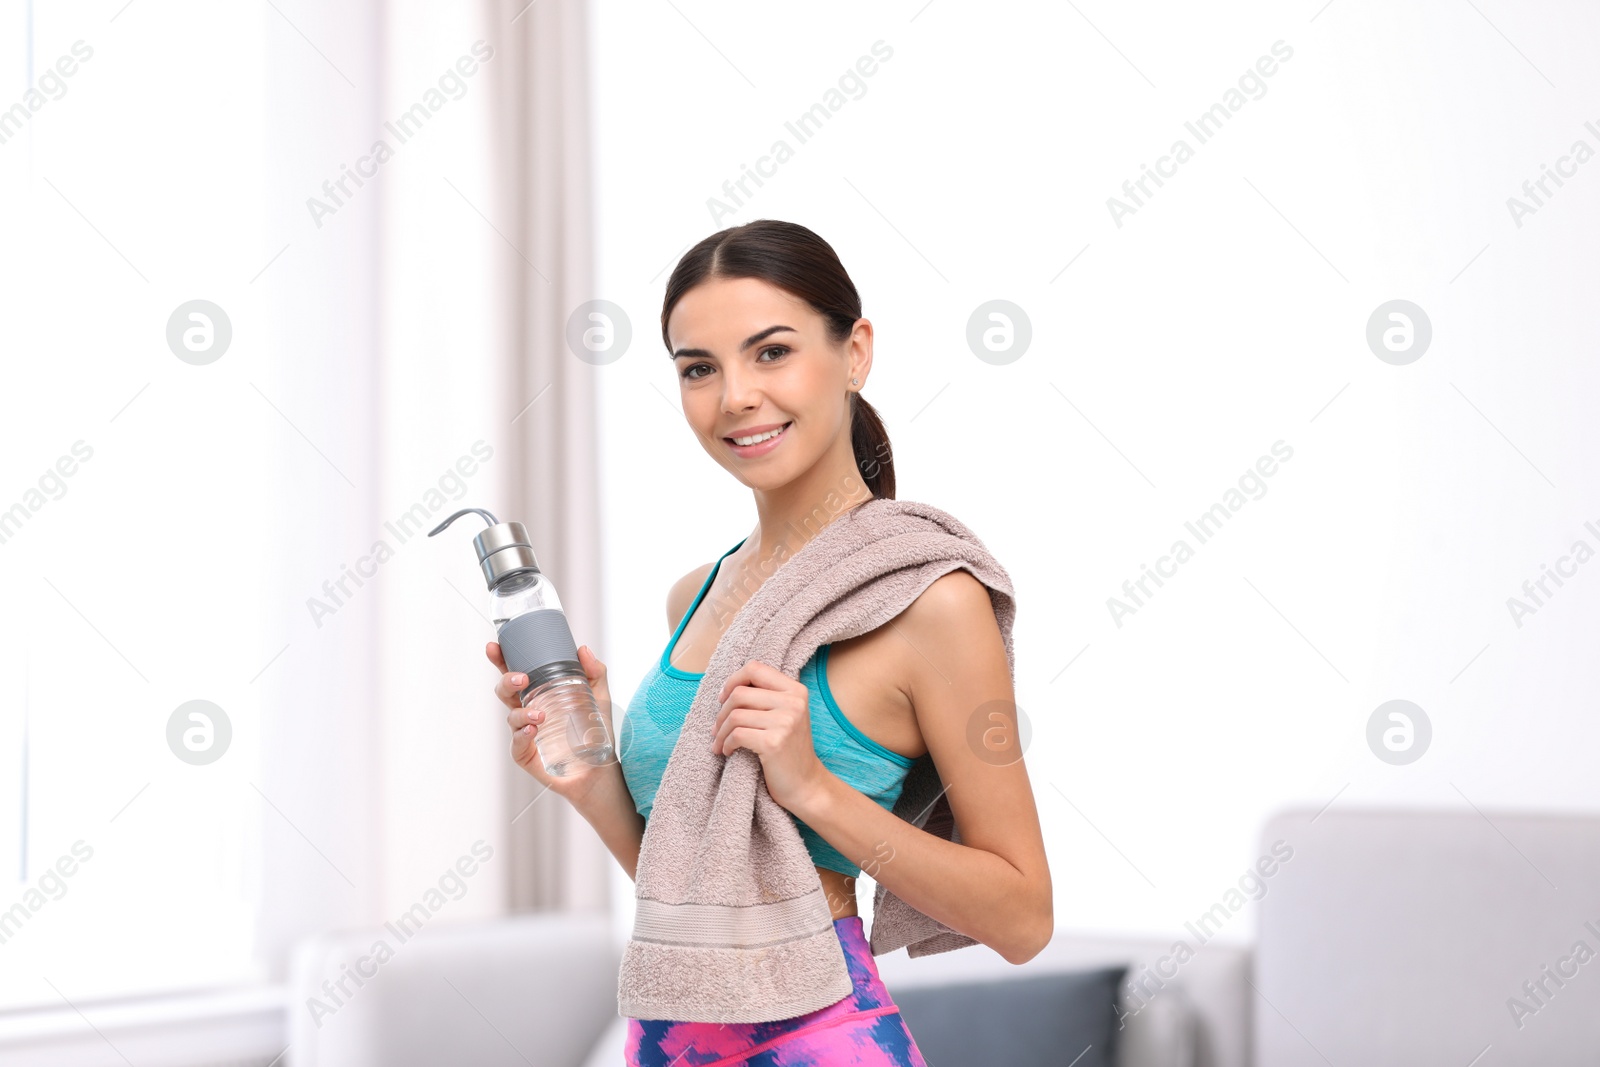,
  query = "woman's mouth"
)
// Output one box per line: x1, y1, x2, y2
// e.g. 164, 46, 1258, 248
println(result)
724, 421, 792, 458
